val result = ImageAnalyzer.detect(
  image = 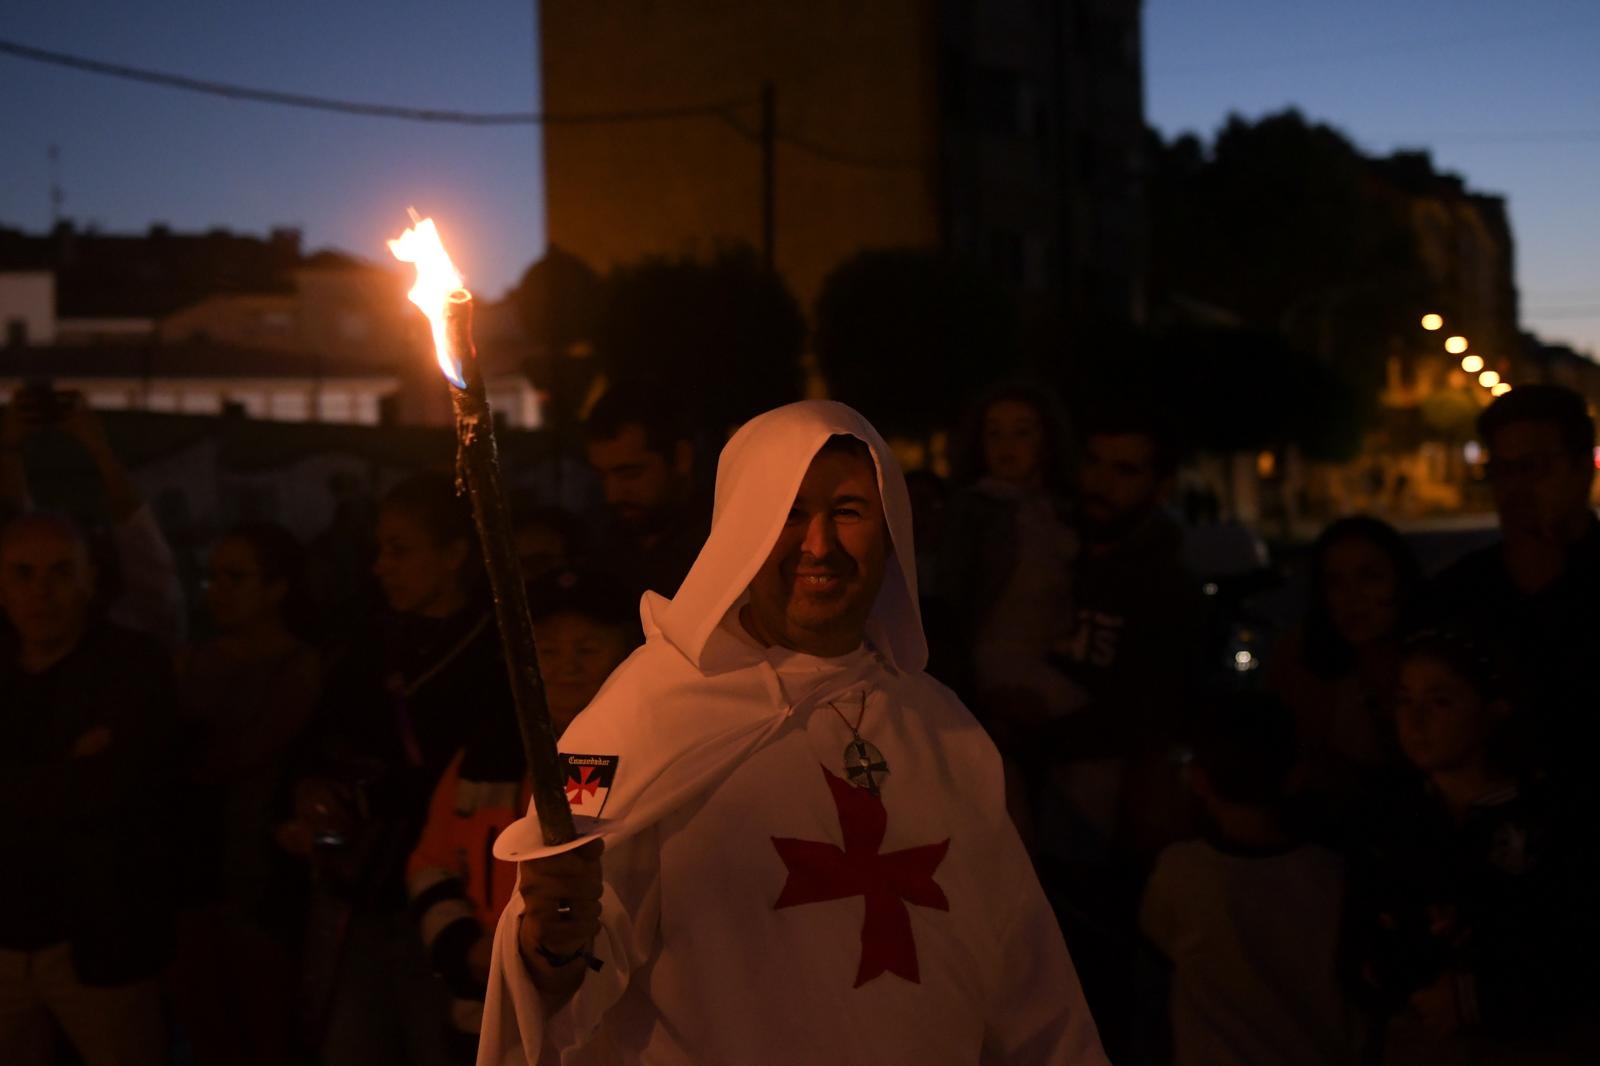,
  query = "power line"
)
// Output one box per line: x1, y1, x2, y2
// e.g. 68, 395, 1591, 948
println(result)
1, 36, 926, 169
0, 37, 741, 126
